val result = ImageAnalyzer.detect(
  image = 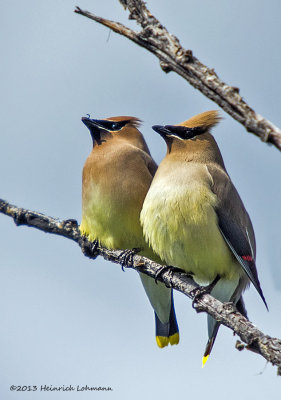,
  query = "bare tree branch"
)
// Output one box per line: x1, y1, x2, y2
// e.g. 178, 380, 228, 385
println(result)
74, 1, 281, 151
1, 198, 281, 374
